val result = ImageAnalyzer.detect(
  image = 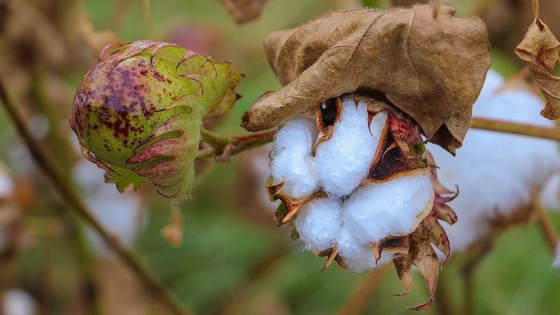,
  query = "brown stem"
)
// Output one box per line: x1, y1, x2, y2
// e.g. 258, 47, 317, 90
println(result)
198, 129, 275, 160
534, 201, 558, 252
470, 117, 560, 141
0, 77, 189, 315
338, 264, 391, 315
